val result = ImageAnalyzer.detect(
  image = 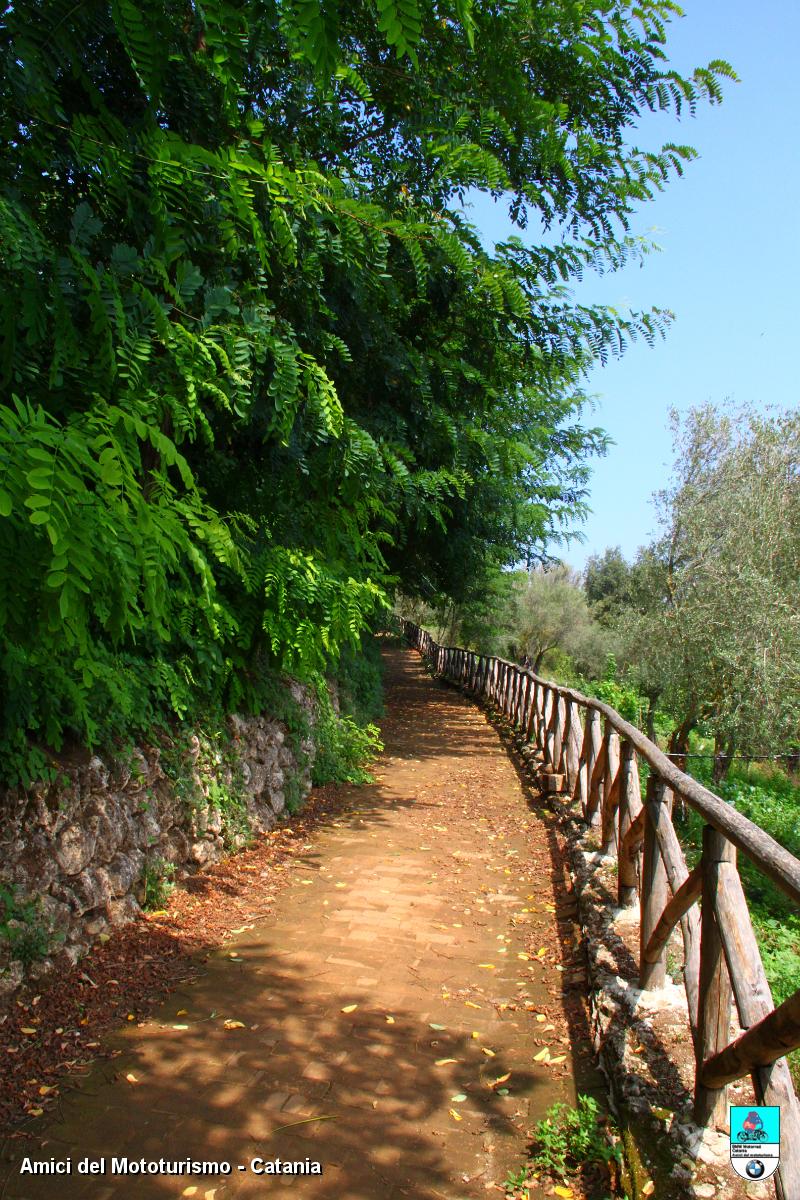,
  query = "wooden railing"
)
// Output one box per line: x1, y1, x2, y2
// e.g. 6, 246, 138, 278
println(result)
402, 620, 800, 1200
